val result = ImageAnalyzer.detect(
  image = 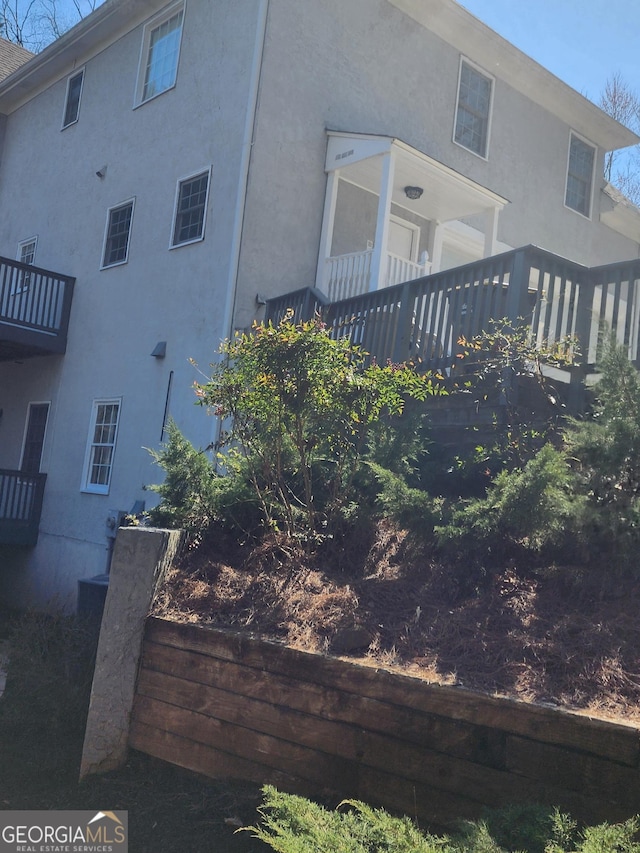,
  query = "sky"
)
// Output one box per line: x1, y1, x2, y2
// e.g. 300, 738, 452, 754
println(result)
458, 0, 639, 105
